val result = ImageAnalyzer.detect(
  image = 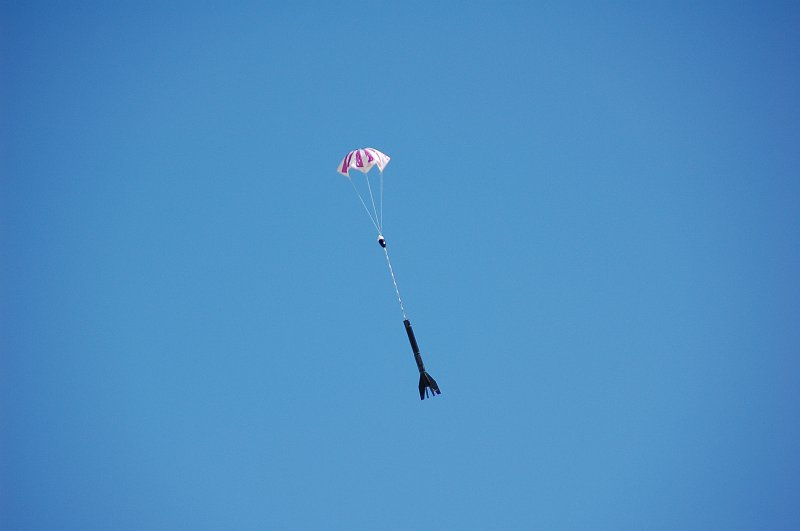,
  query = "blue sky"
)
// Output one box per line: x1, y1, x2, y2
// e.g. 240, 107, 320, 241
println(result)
2, 1, 799, 529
